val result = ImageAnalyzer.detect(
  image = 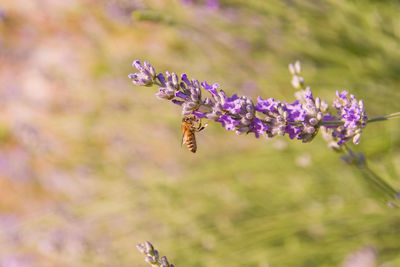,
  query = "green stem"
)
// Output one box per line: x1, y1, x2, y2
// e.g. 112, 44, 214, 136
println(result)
288, 112, 400, 127
367, 112, 400, 123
